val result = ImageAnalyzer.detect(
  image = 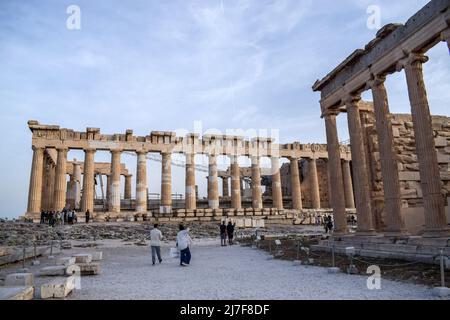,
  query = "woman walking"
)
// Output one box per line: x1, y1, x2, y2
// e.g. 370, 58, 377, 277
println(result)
176, 225, 193, 267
